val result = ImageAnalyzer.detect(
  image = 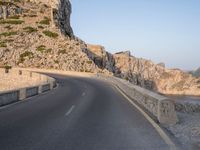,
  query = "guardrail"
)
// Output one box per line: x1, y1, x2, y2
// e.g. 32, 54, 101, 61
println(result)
96, 74, 178, 125
0, 69, 56, 107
